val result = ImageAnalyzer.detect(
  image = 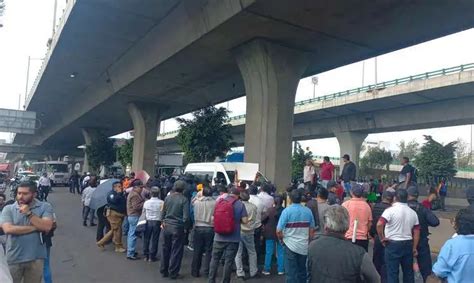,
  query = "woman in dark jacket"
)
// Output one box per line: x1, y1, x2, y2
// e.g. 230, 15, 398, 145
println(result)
261, 196, 284, 276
